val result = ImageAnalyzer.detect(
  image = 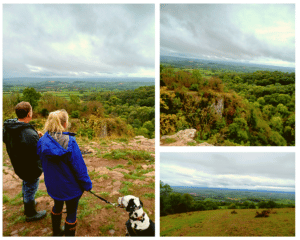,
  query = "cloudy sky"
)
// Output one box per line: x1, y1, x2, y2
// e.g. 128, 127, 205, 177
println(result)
3, 4, 155, 78
160, 4, 295, 68
160, 152, 295, 192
